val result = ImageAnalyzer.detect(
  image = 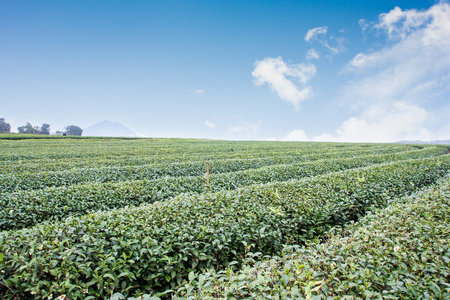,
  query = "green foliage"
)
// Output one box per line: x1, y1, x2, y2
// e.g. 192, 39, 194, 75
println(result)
0, 150, 396, 192
0, 145, 441, 193
15, 122, 51, 135
65, 125, 83, 136
0, 118, 11, 132
17, 122, 35, 134
1, 149, 443, 230
0, 133, 139, 140
0, 138, 406, 166
175, 176, 450, 299
1, 156, 449, 299
40, 123, 51, 135
0, 139, 447, 299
